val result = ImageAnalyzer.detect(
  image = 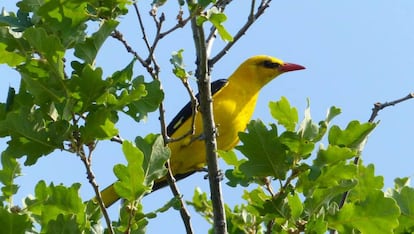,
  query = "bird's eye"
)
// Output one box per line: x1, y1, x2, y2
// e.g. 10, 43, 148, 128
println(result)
262, 60, 281, 69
